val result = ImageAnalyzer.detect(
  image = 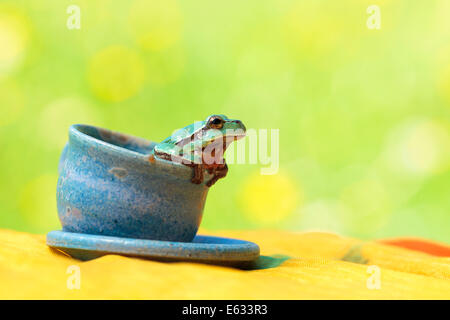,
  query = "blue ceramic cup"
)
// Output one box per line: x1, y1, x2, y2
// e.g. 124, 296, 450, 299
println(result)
57, 124, 212, 242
